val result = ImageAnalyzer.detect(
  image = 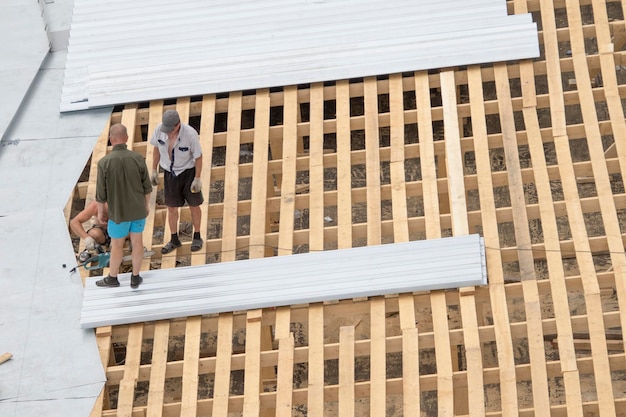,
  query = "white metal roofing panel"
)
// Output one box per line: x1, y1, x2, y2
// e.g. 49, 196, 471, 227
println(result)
0, 48, 112, 417
80, 234, 487, 328
0, 0, 49, 139
61, 0, 539, 111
